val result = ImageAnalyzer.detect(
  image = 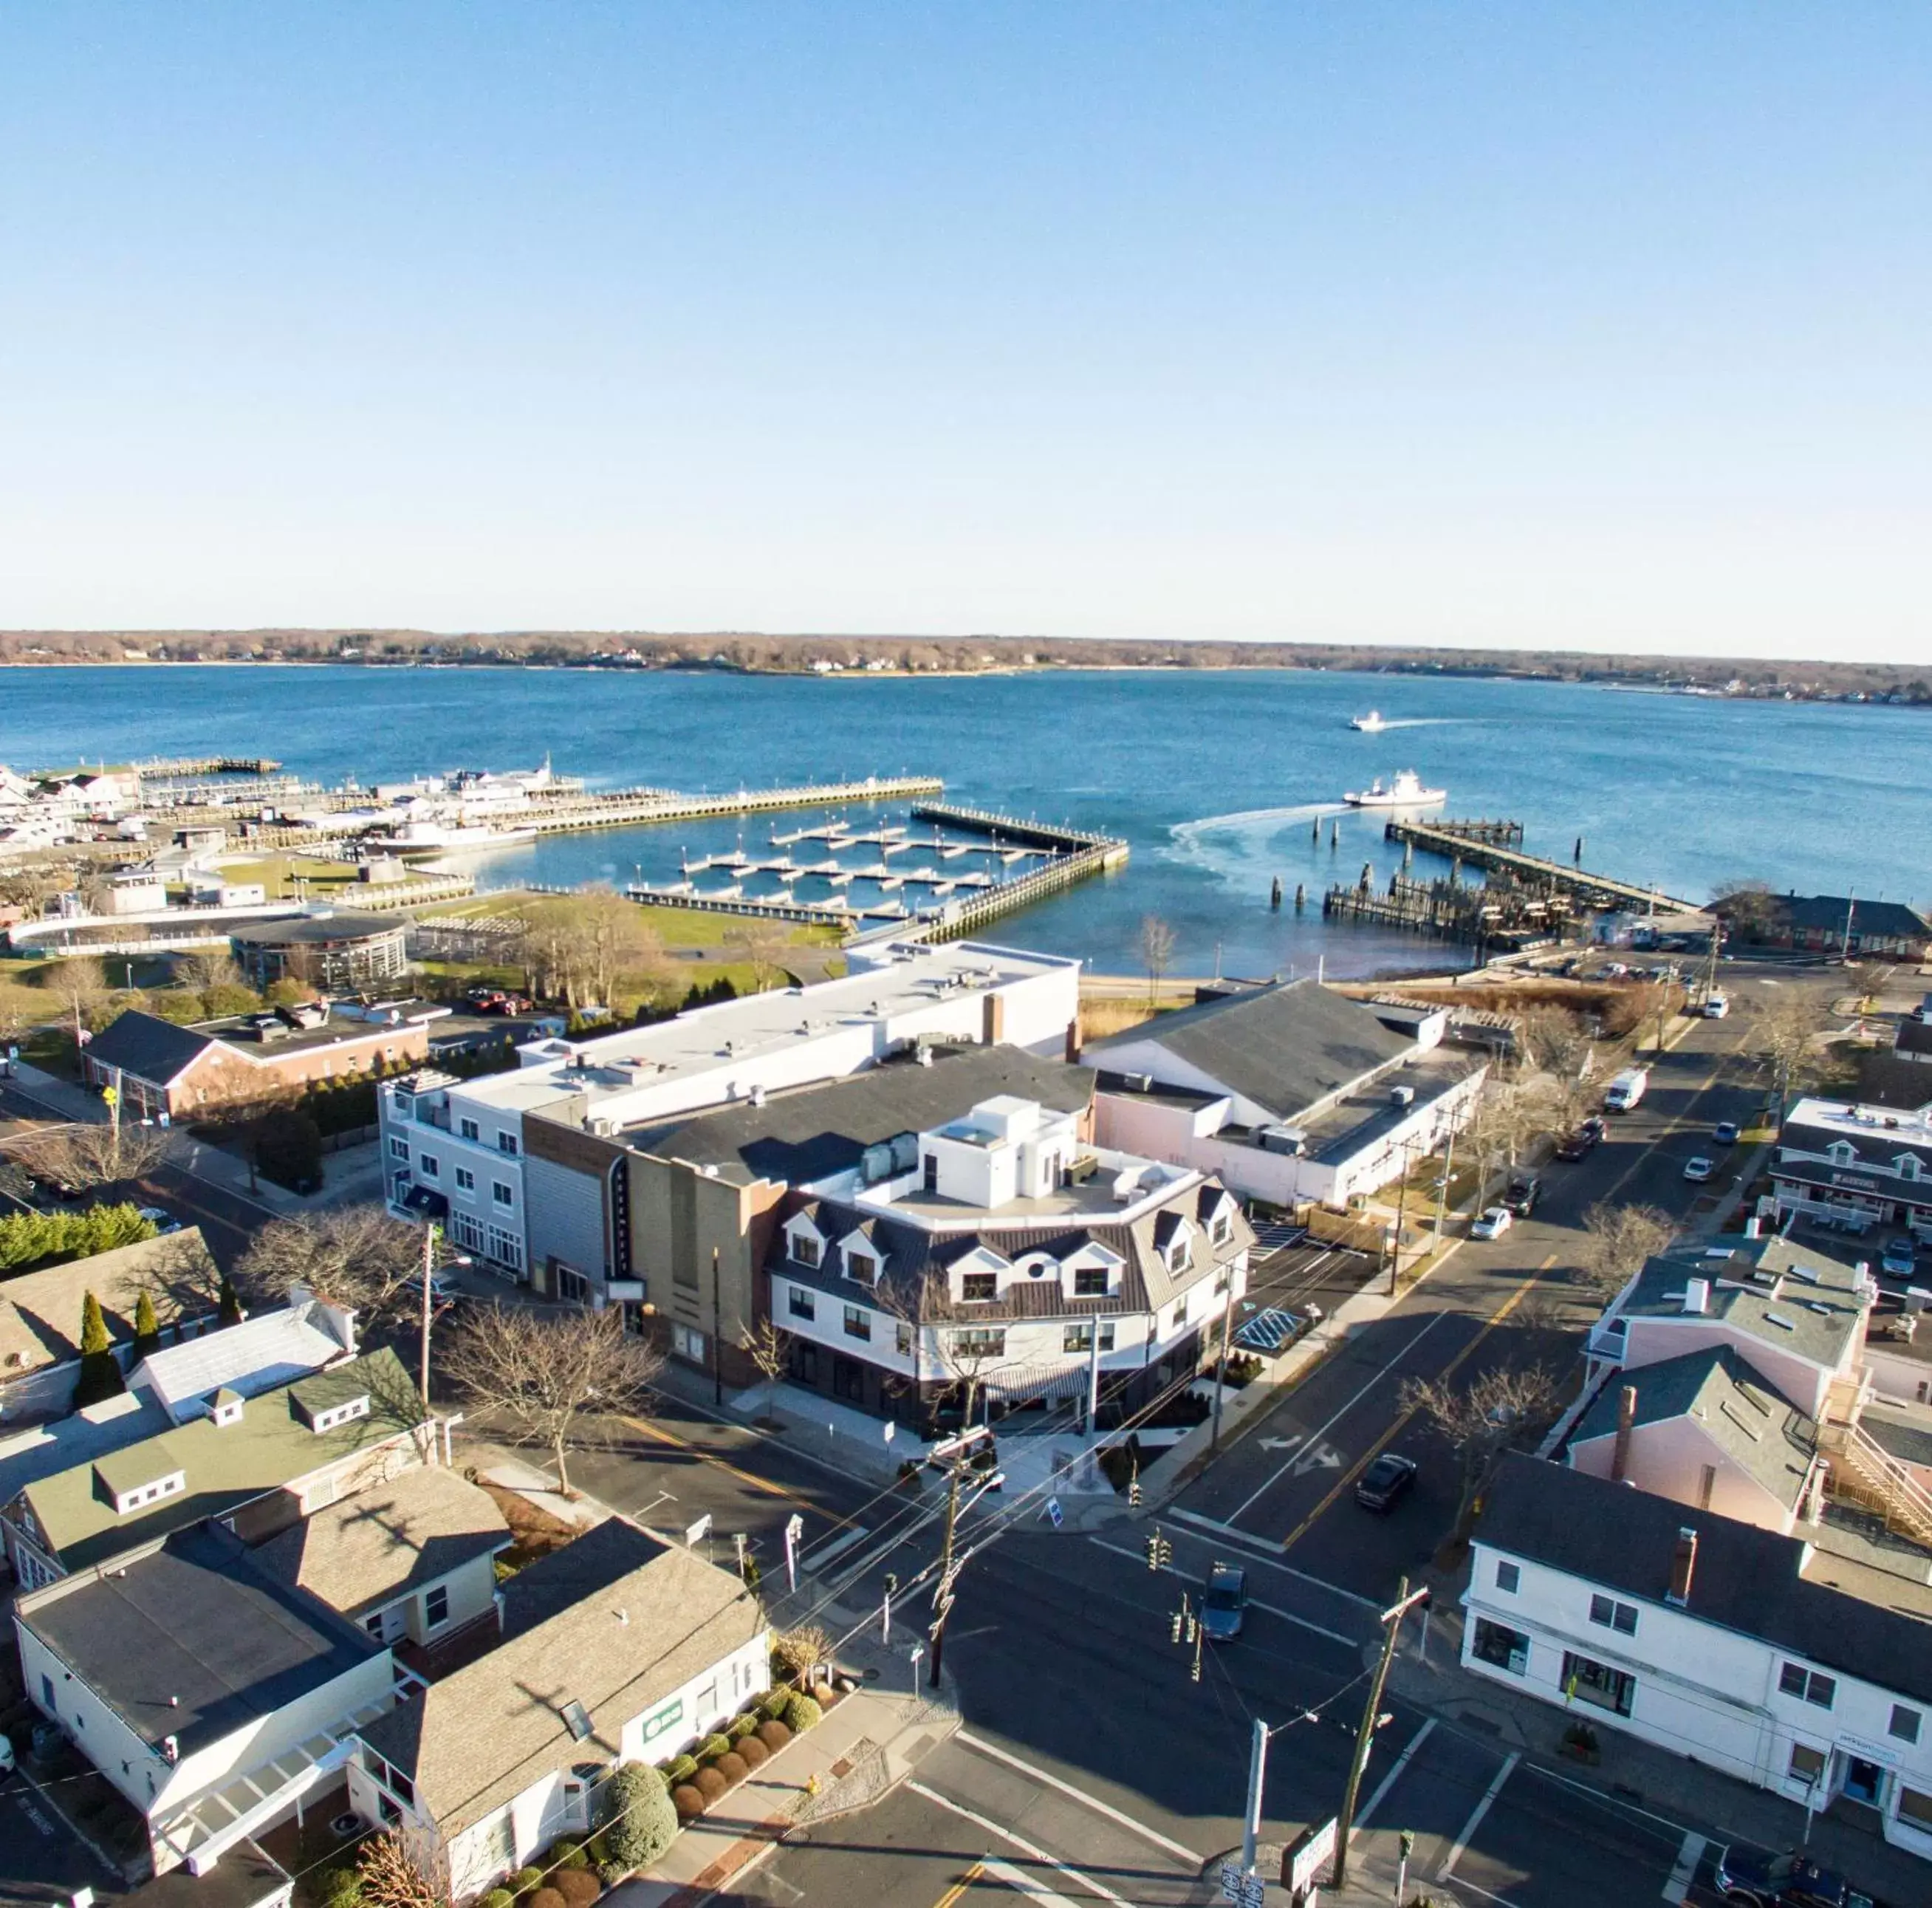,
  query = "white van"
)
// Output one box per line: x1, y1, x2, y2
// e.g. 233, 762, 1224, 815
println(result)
1702, 992, 1730, 1019
1604, 1067, 1649, 1112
